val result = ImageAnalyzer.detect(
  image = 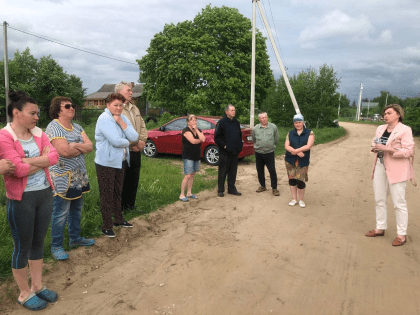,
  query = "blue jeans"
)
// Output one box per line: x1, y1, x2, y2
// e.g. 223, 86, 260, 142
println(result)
183, 159, 200, 175
51, 196, 83, 249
